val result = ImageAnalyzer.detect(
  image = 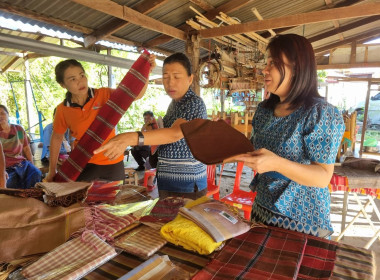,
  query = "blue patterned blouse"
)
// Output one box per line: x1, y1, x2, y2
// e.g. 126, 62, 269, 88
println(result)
157, 89, 208, 193
250, 98, 344, 237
